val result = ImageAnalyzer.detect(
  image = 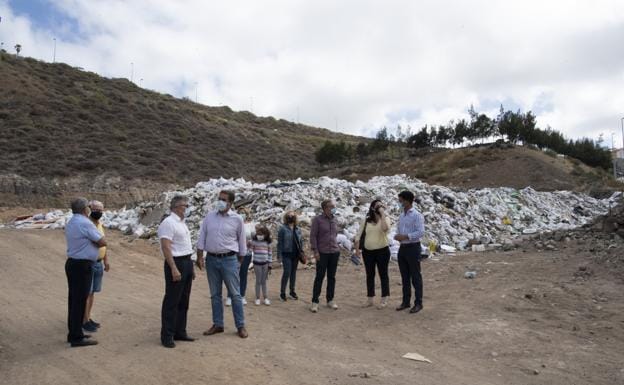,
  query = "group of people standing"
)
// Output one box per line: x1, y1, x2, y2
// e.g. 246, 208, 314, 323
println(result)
63, 189, 426, 349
